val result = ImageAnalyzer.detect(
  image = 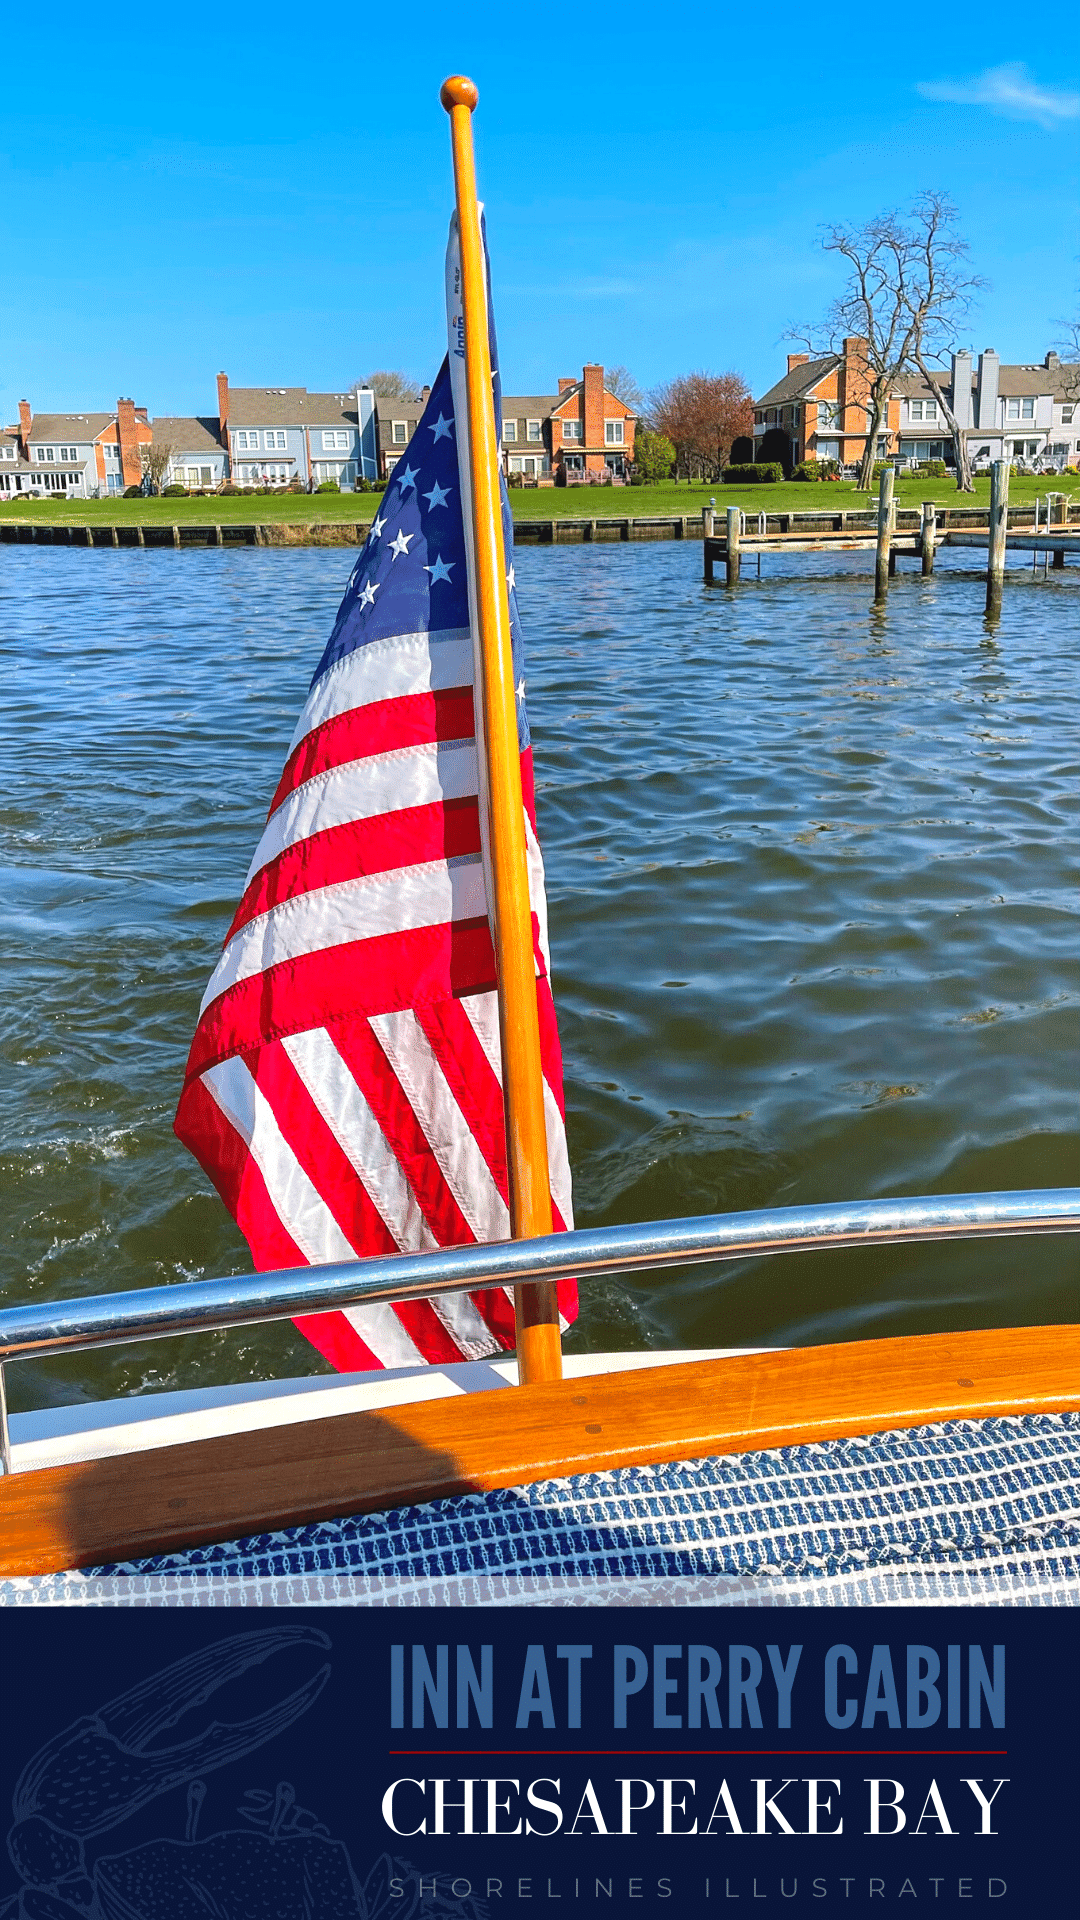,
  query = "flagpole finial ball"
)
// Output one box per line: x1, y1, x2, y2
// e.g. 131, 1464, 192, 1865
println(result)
441, 75, 479, 112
